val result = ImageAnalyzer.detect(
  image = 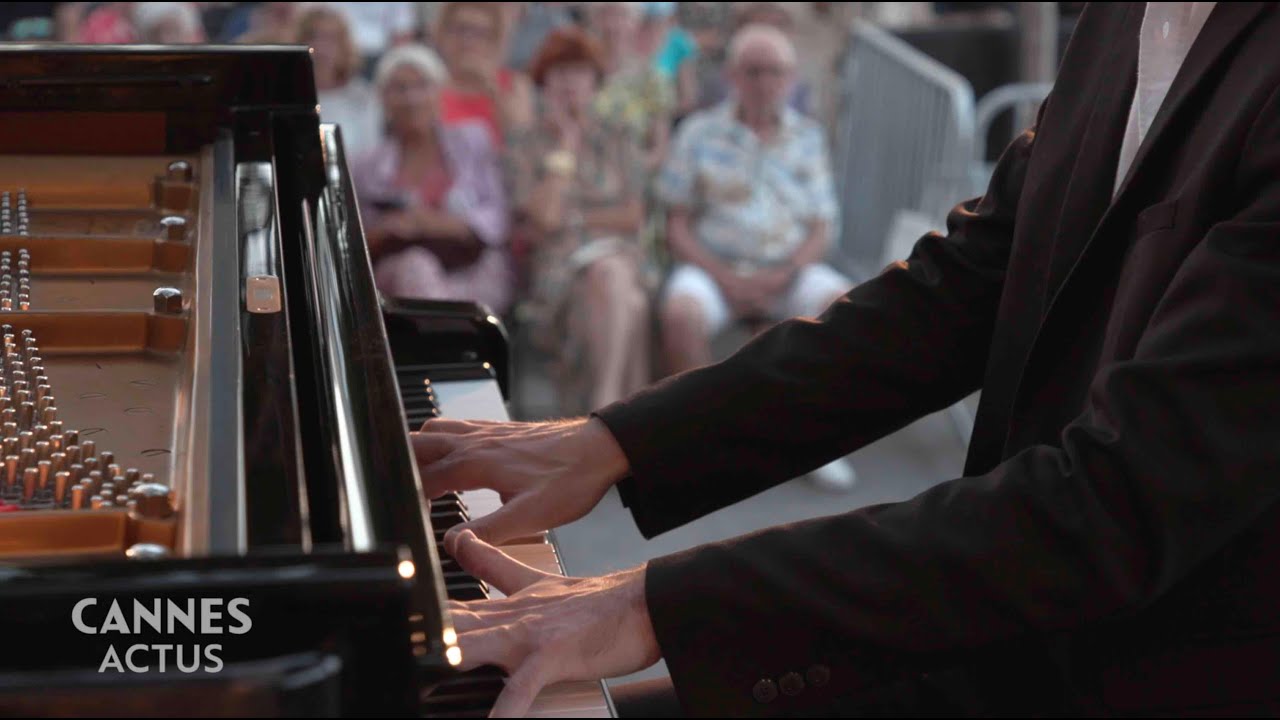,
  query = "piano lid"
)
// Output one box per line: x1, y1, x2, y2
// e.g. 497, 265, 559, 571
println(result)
0, 44, 320, 154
